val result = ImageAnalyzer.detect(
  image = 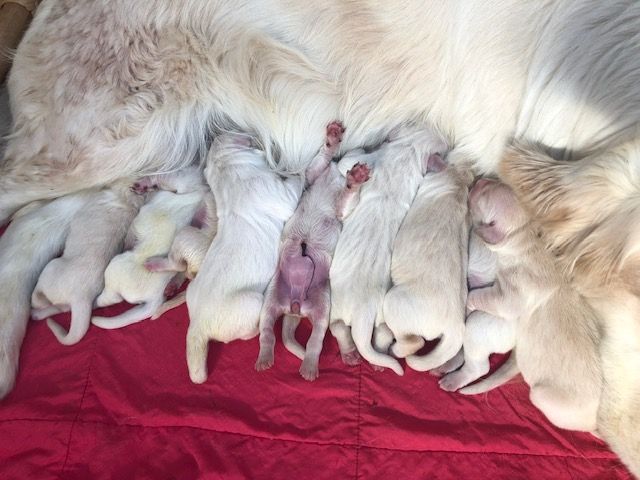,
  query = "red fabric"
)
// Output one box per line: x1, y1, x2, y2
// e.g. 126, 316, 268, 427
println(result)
0, 302, 629, 480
